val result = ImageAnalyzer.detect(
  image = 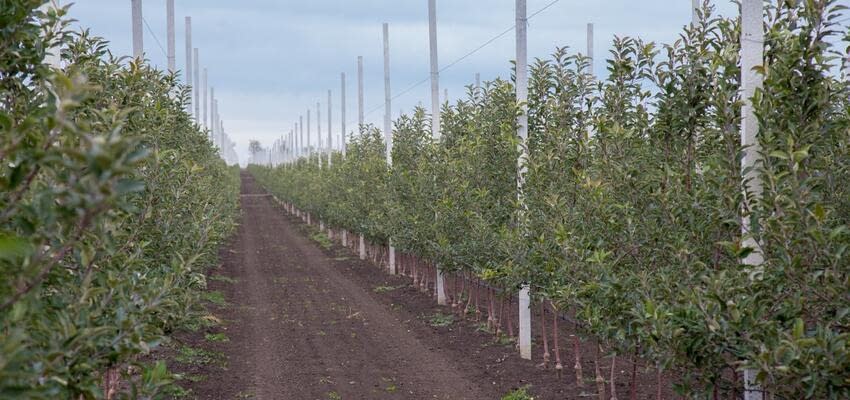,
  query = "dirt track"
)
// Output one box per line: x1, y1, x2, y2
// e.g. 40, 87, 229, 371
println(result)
178, 171, 665, 400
